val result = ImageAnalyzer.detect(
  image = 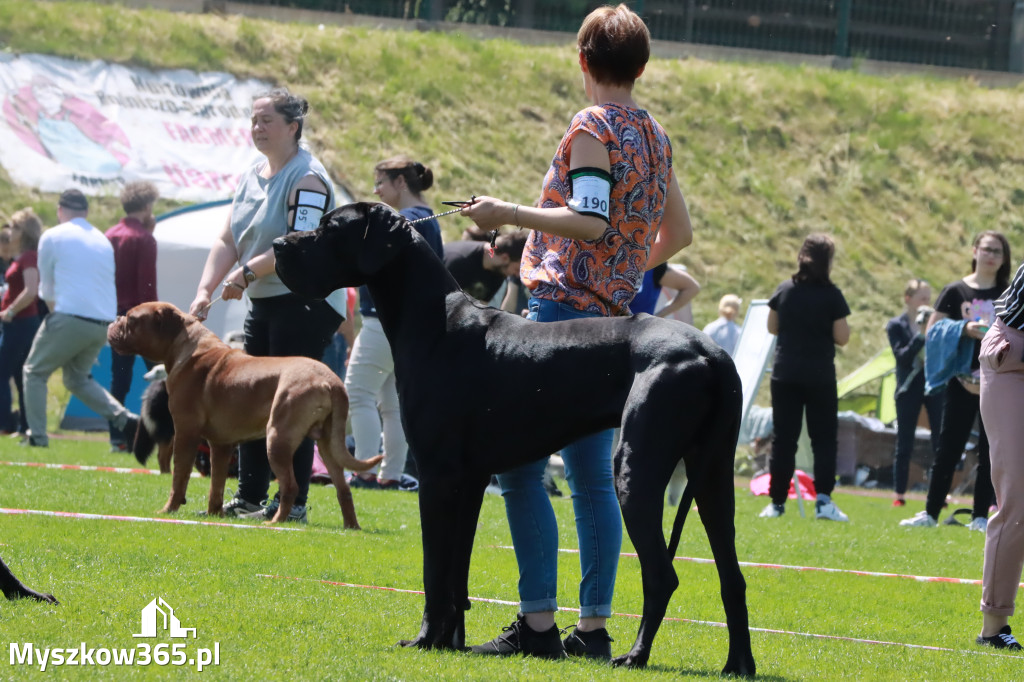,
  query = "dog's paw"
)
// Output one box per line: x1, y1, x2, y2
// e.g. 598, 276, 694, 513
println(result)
611, 651, 649, 669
